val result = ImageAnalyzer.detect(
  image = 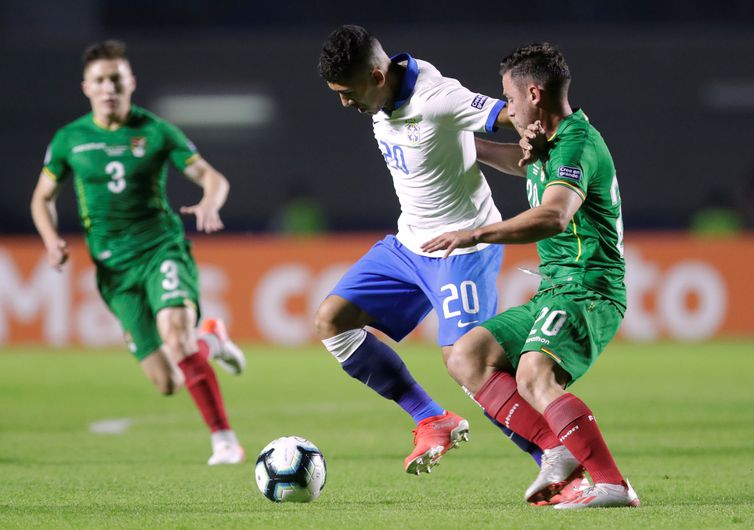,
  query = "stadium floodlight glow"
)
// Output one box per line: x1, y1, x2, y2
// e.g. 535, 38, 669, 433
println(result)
152, 94, 276, 128
702, 80, 754, 111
